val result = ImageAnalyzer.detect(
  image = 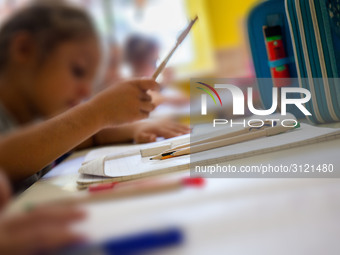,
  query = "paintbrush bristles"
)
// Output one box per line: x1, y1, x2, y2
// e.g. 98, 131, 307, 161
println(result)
177, 15, 198, 44
152, 15, 198, 80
